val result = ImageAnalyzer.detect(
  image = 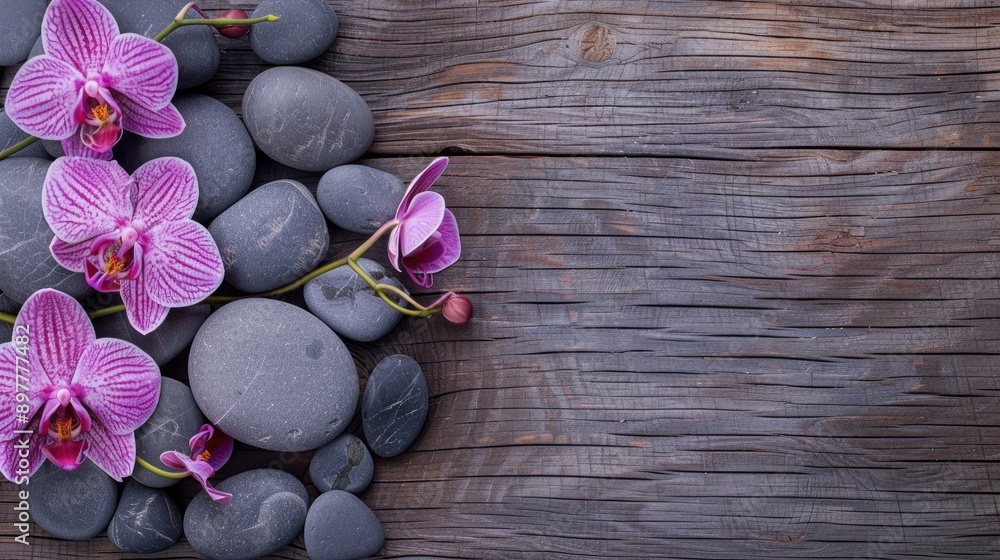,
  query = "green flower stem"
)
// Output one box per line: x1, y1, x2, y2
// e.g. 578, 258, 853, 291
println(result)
135, 456, 189, 479
0, 311, 16, 325
153, 6, 279, 42
0, 136, 40, 162
346, 259, 439, 318
88, 305, 125, 320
